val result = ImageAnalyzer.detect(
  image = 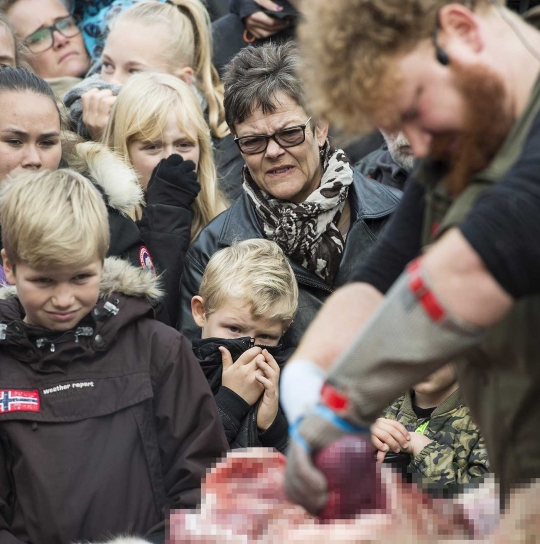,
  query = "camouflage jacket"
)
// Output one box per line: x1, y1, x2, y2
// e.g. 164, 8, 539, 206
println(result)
382, 389, 490, 486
